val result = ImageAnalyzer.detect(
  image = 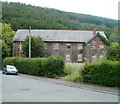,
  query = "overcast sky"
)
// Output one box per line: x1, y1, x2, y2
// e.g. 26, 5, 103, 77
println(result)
1, 0, 120, 20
